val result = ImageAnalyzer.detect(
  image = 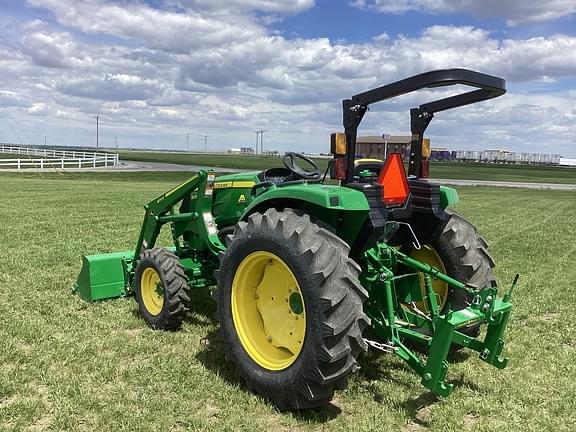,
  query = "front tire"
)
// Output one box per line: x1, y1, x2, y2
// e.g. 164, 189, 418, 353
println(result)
134, 247, 191, 330
217, 209, 369, 409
